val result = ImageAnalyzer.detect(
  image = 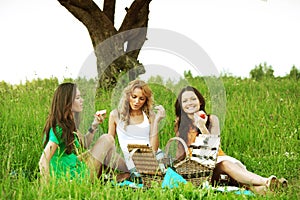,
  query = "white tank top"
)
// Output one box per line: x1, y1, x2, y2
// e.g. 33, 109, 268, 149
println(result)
116, 111, 150, 170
